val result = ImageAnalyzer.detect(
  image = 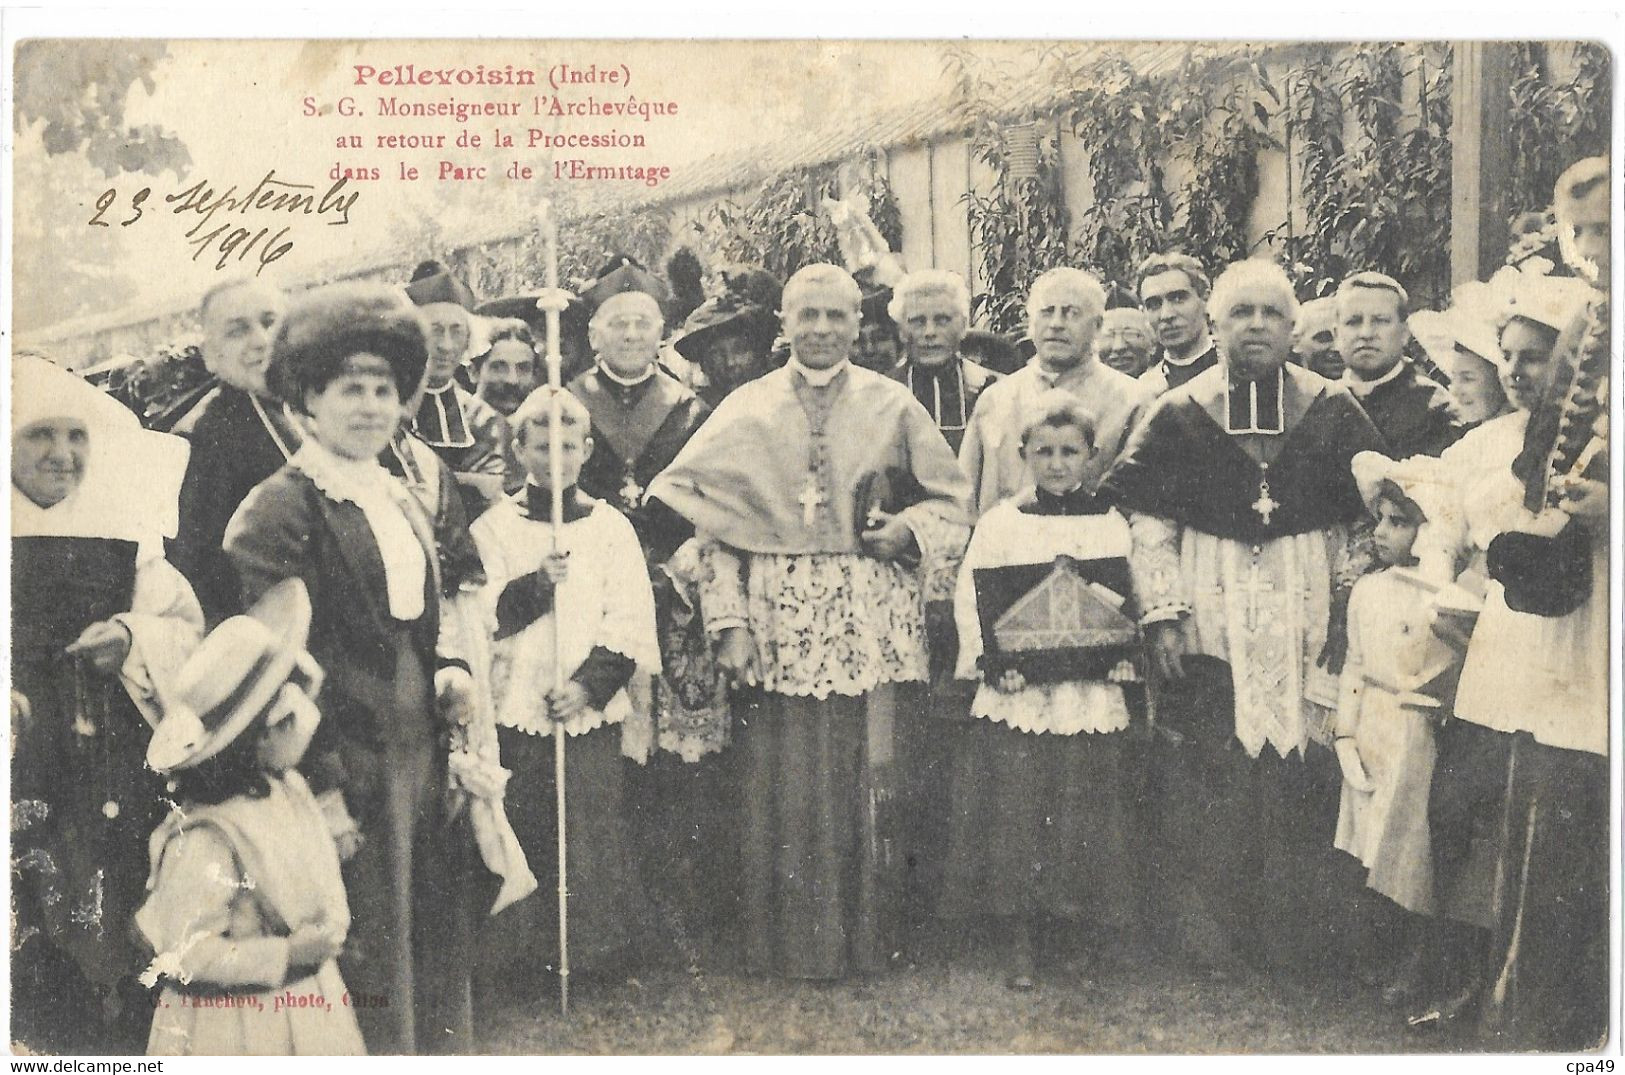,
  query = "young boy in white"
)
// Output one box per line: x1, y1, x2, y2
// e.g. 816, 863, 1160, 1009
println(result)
470, 387, 661, 983
942, 390, 1141, 989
